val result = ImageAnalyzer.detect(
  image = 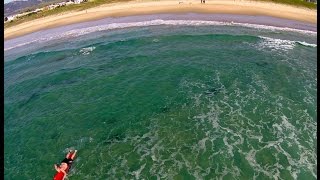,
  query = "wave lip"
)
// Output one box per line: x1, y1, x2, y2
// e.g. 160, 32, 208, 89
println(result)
257, 36, 317, 51
296, 41, 317, 47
